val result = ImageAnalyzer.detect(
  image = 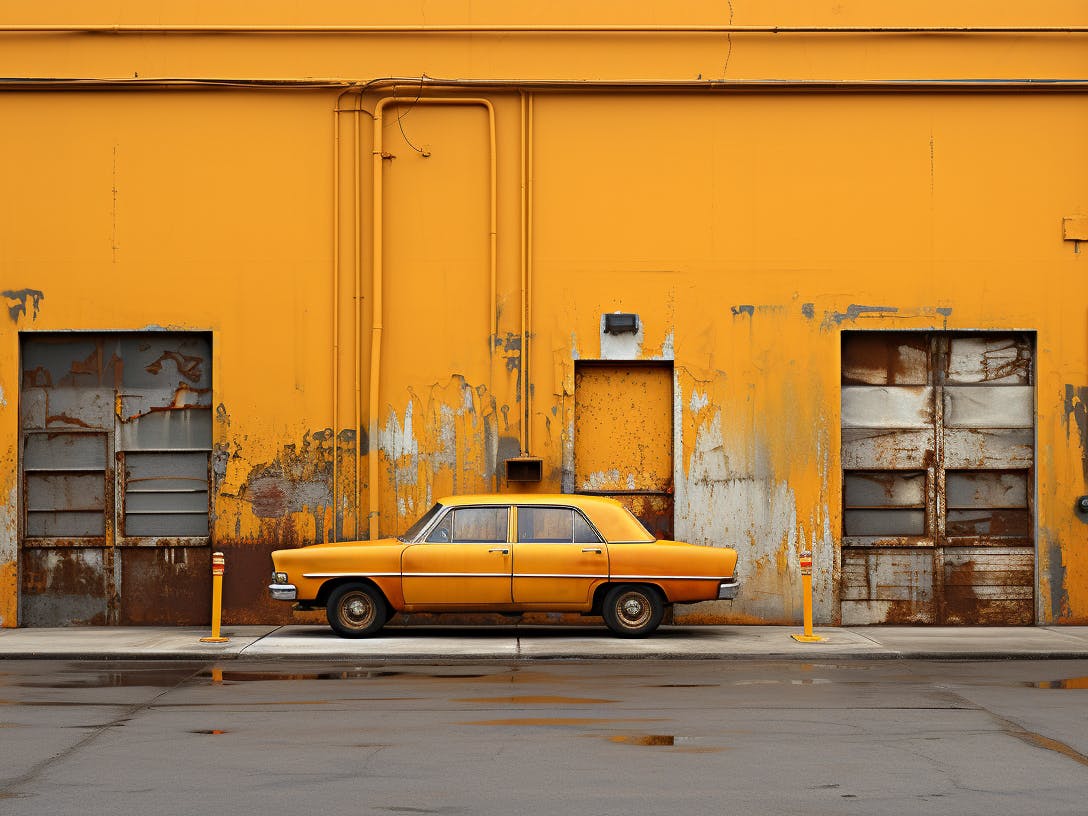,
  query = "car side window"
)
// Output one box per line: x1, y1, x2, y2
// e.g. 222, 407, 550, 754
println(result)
574, 512, 603, 543
451, 507, 508, 543
425, 513, 453, 543
518, 507, 571, 543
